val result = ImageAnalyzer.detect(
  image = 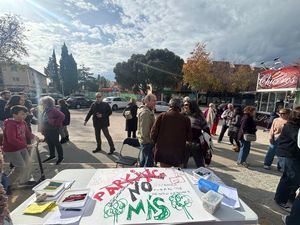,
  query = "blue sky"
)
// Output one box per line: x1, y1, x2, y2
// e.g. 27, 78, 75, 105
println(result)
1, 0, 300, 80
